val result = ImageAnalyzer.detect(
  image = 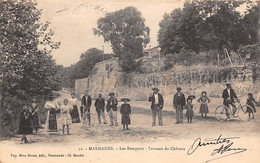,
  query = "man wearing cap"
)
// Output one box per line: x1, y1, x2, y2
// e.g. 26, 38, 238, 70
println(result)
148, 87, 164, 126
94, 94, 107, 124
173, 87, 186, 124
81, 90, 92, 126
106, 92, 118, 126
222, 82, 238, 119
